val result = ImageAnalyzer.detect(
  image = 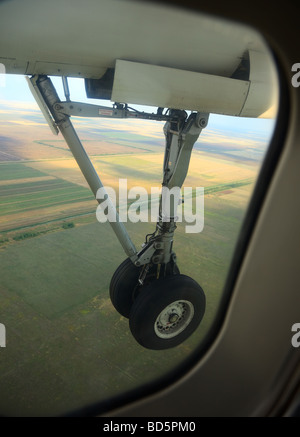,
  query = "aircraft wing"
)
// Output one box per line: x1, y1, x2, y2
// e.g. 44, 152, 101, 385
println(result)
0, 0, 277, 117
